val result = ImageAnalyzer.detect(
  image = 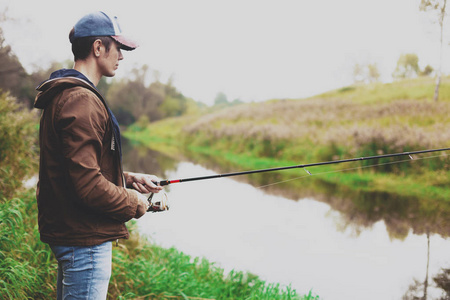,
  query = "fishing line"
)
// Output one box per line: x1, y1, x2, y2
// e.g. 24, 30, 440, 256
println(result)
147, 150, 449, 209
255, 152, 449, 189
153, 148, 450, 187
